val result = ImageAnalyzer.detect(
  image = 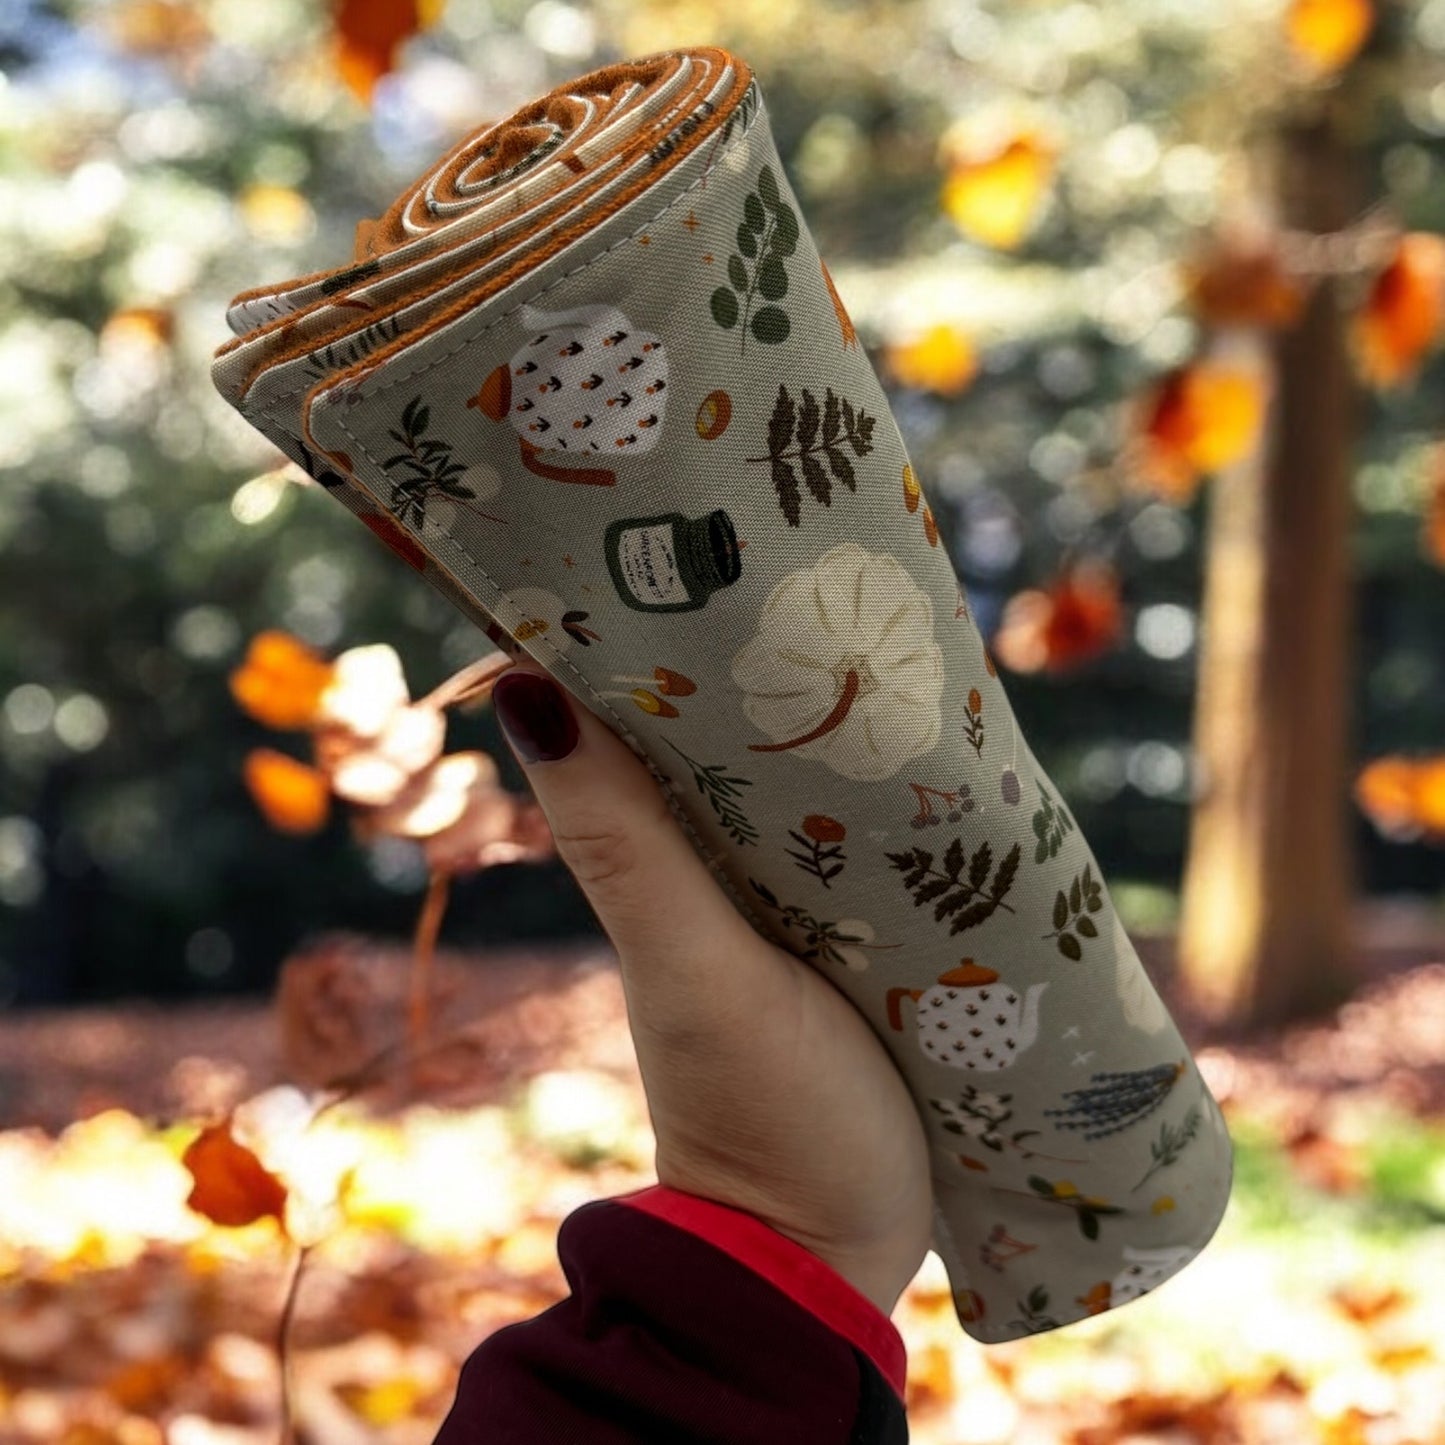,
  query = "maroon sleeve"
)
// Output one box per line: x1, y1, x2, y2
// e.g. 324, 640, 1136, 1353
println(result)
431, 1184, 910, 1443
